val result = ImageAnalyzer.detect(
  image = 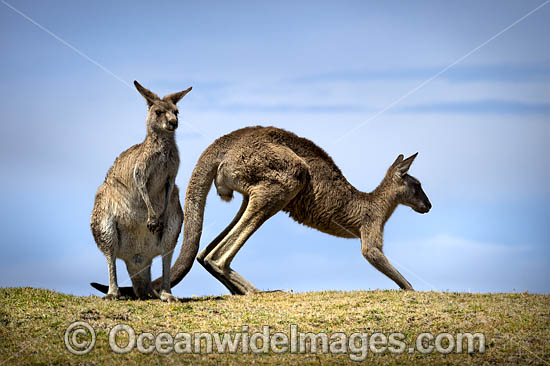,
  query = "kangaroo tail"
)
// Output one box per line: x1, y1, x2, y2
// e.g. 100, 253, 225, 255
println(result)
90, 147, 220, 296
90, 282, 137, 298
153, 147, 220, 289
